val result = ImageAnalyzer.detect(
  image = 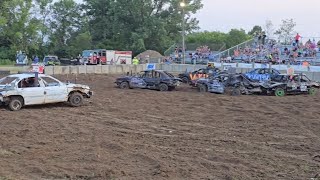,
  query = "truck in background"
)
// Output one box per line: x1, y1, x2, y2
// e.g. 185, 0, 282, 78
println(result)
80, 49, 132, 65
